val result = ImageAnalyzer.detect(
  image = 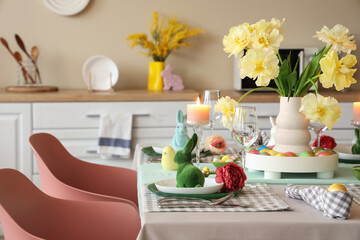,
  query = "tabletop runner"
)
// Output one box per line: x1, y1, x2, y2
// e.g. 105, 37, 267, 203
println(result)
142, 183, 294, 212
